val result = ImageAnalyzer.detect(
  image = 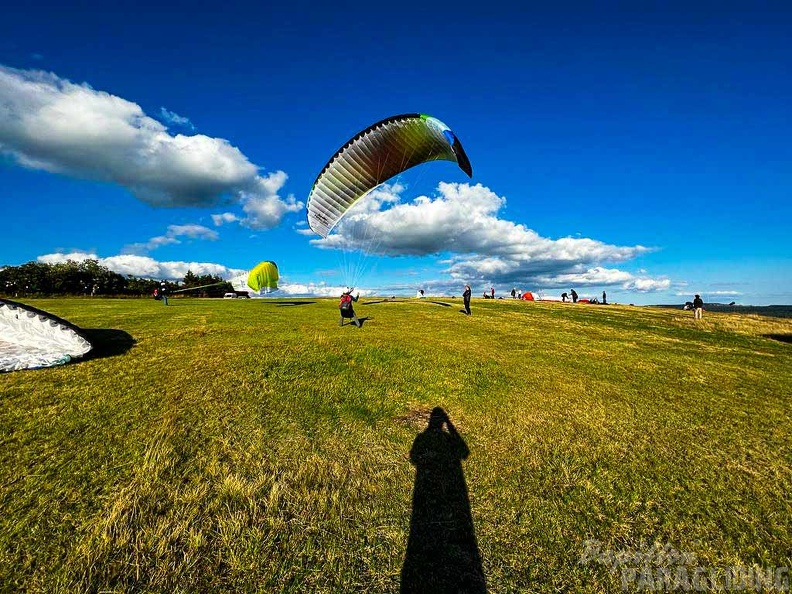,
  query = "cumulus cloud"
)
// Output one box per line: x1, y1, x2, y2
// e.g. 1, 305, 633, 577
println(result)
122, 224, 219, 254
278, 283, 370, 298
237, 171, 303, 230
212, 212, 240, 226
37, 251, 245, 281
159, 107, 194, 130
314, 182, 647, 259
0, 66, 302, 228
622, 277, 671, 292
227, 276, 365, 298
37, 251, 360, 298
311, 182, 668, 291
